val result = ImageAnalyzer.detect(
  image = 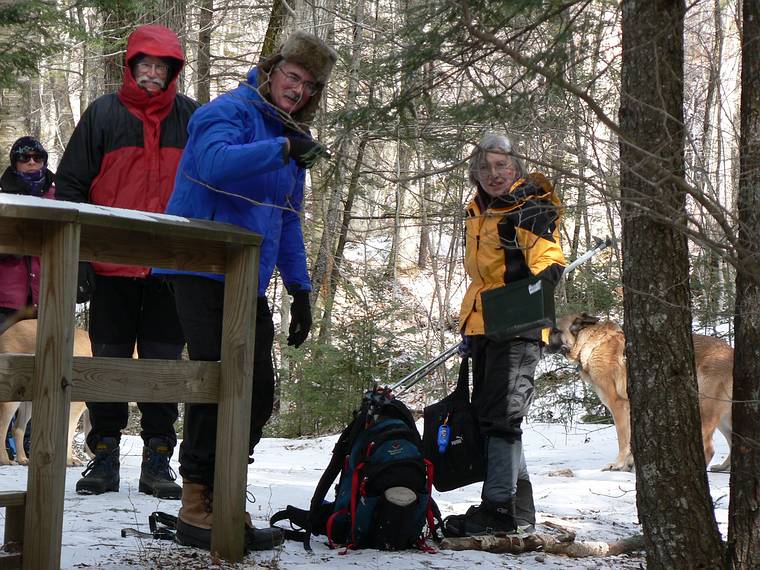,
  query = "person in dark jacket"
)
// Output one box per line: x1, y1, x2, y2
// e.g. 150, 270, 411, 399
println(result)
444, 133, 567, 537
156, 30, 336, 552
55, 24, 199, 500
0, 136, 56, 324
